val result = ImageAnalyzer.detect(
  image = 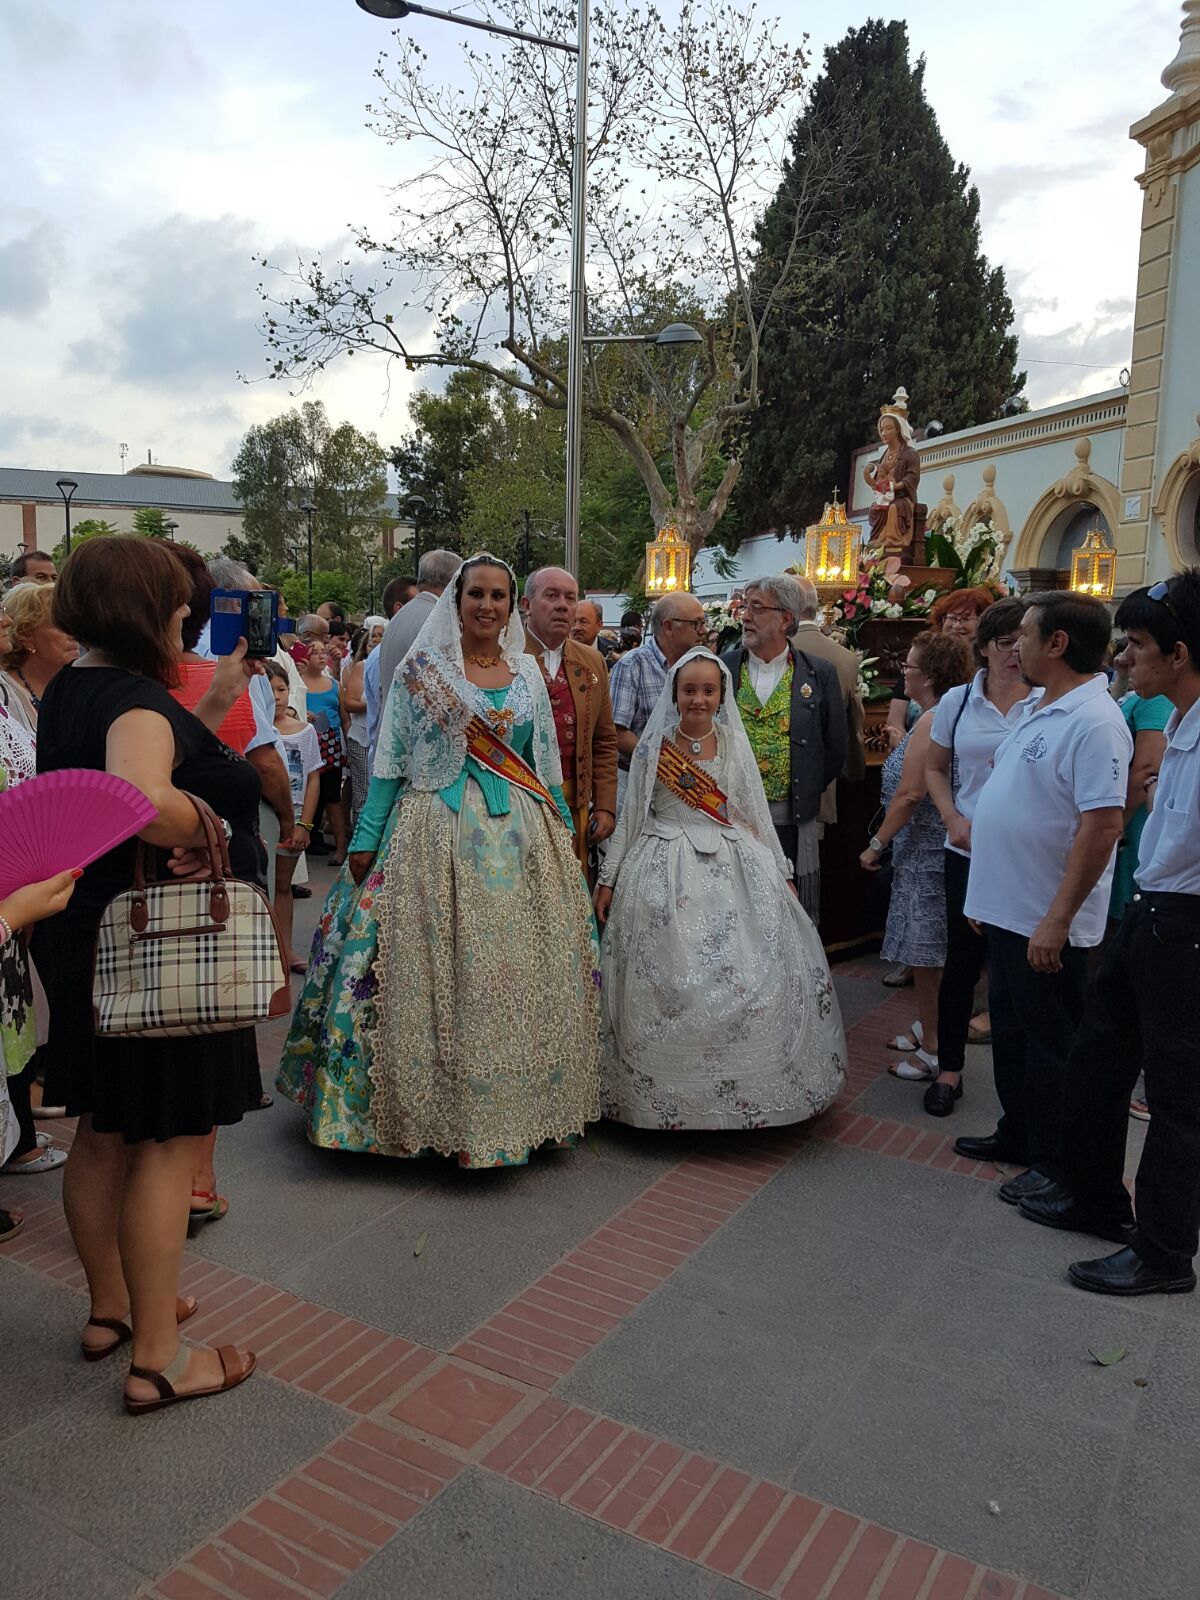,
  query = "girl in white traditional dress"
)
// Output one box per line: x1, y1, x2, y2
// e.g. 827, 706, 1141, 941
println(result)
594, 647, 845, 1131
278, 555, 601, 1167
